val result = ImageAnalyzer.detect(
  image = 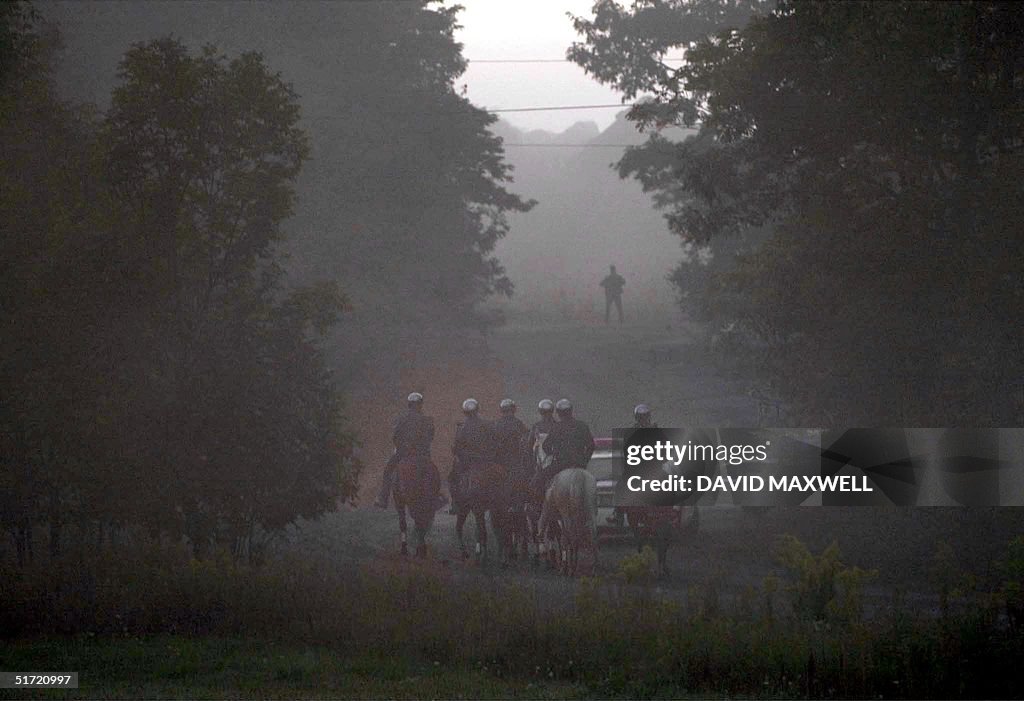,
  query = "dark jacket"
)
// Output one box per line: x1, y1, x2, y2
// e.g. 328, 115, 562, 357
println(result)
542, 417, 596, 471
453, 414, 495, 467
600, 272, 625, 298
493, 414, 528, 473
525, 417, 557, 450
393, 410, 435, 459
